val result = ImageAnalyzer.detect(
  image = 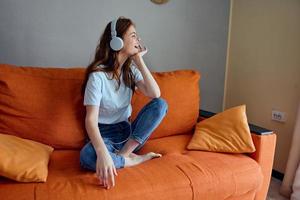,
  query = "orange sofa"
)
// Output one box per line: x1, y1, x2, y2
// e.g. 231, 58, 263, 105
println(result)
0, 64, 276, 200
